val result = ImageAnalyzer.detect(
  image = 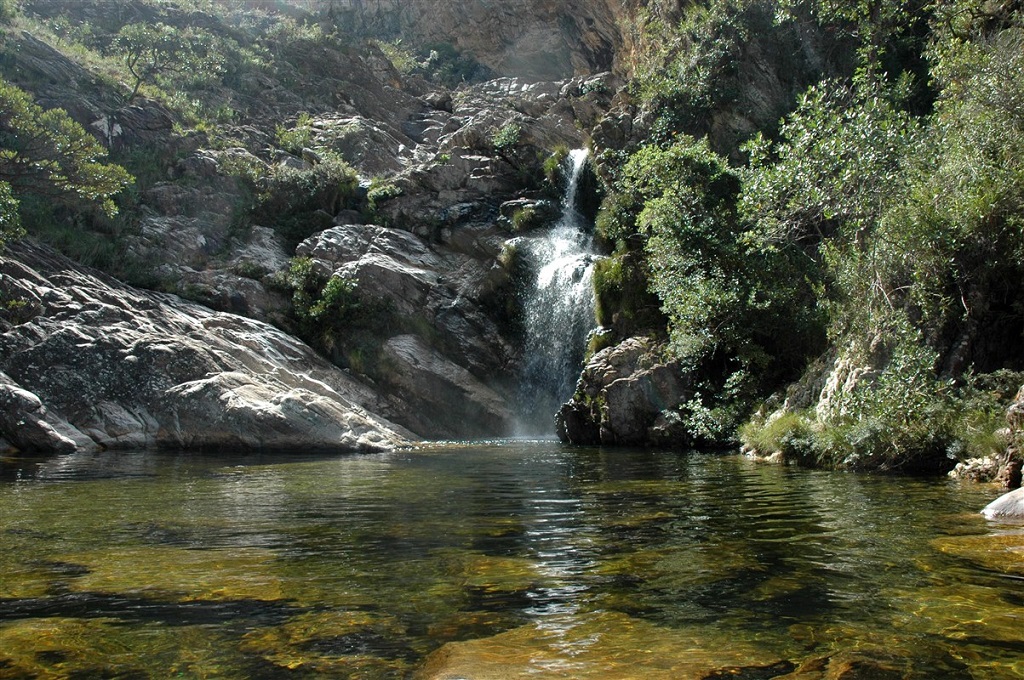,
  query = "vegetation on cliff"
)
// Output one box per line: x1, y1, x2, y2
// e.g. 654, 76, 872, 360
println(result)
0, 77, 132, 247
592, 0, 1024, 471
